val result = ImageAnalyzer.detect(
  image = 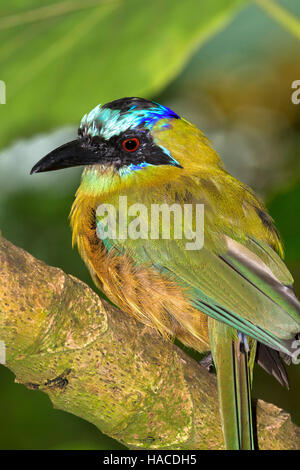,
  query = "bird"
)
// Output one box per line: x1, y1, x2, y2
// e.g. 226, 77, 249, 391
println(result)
31, 97, 300, 450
